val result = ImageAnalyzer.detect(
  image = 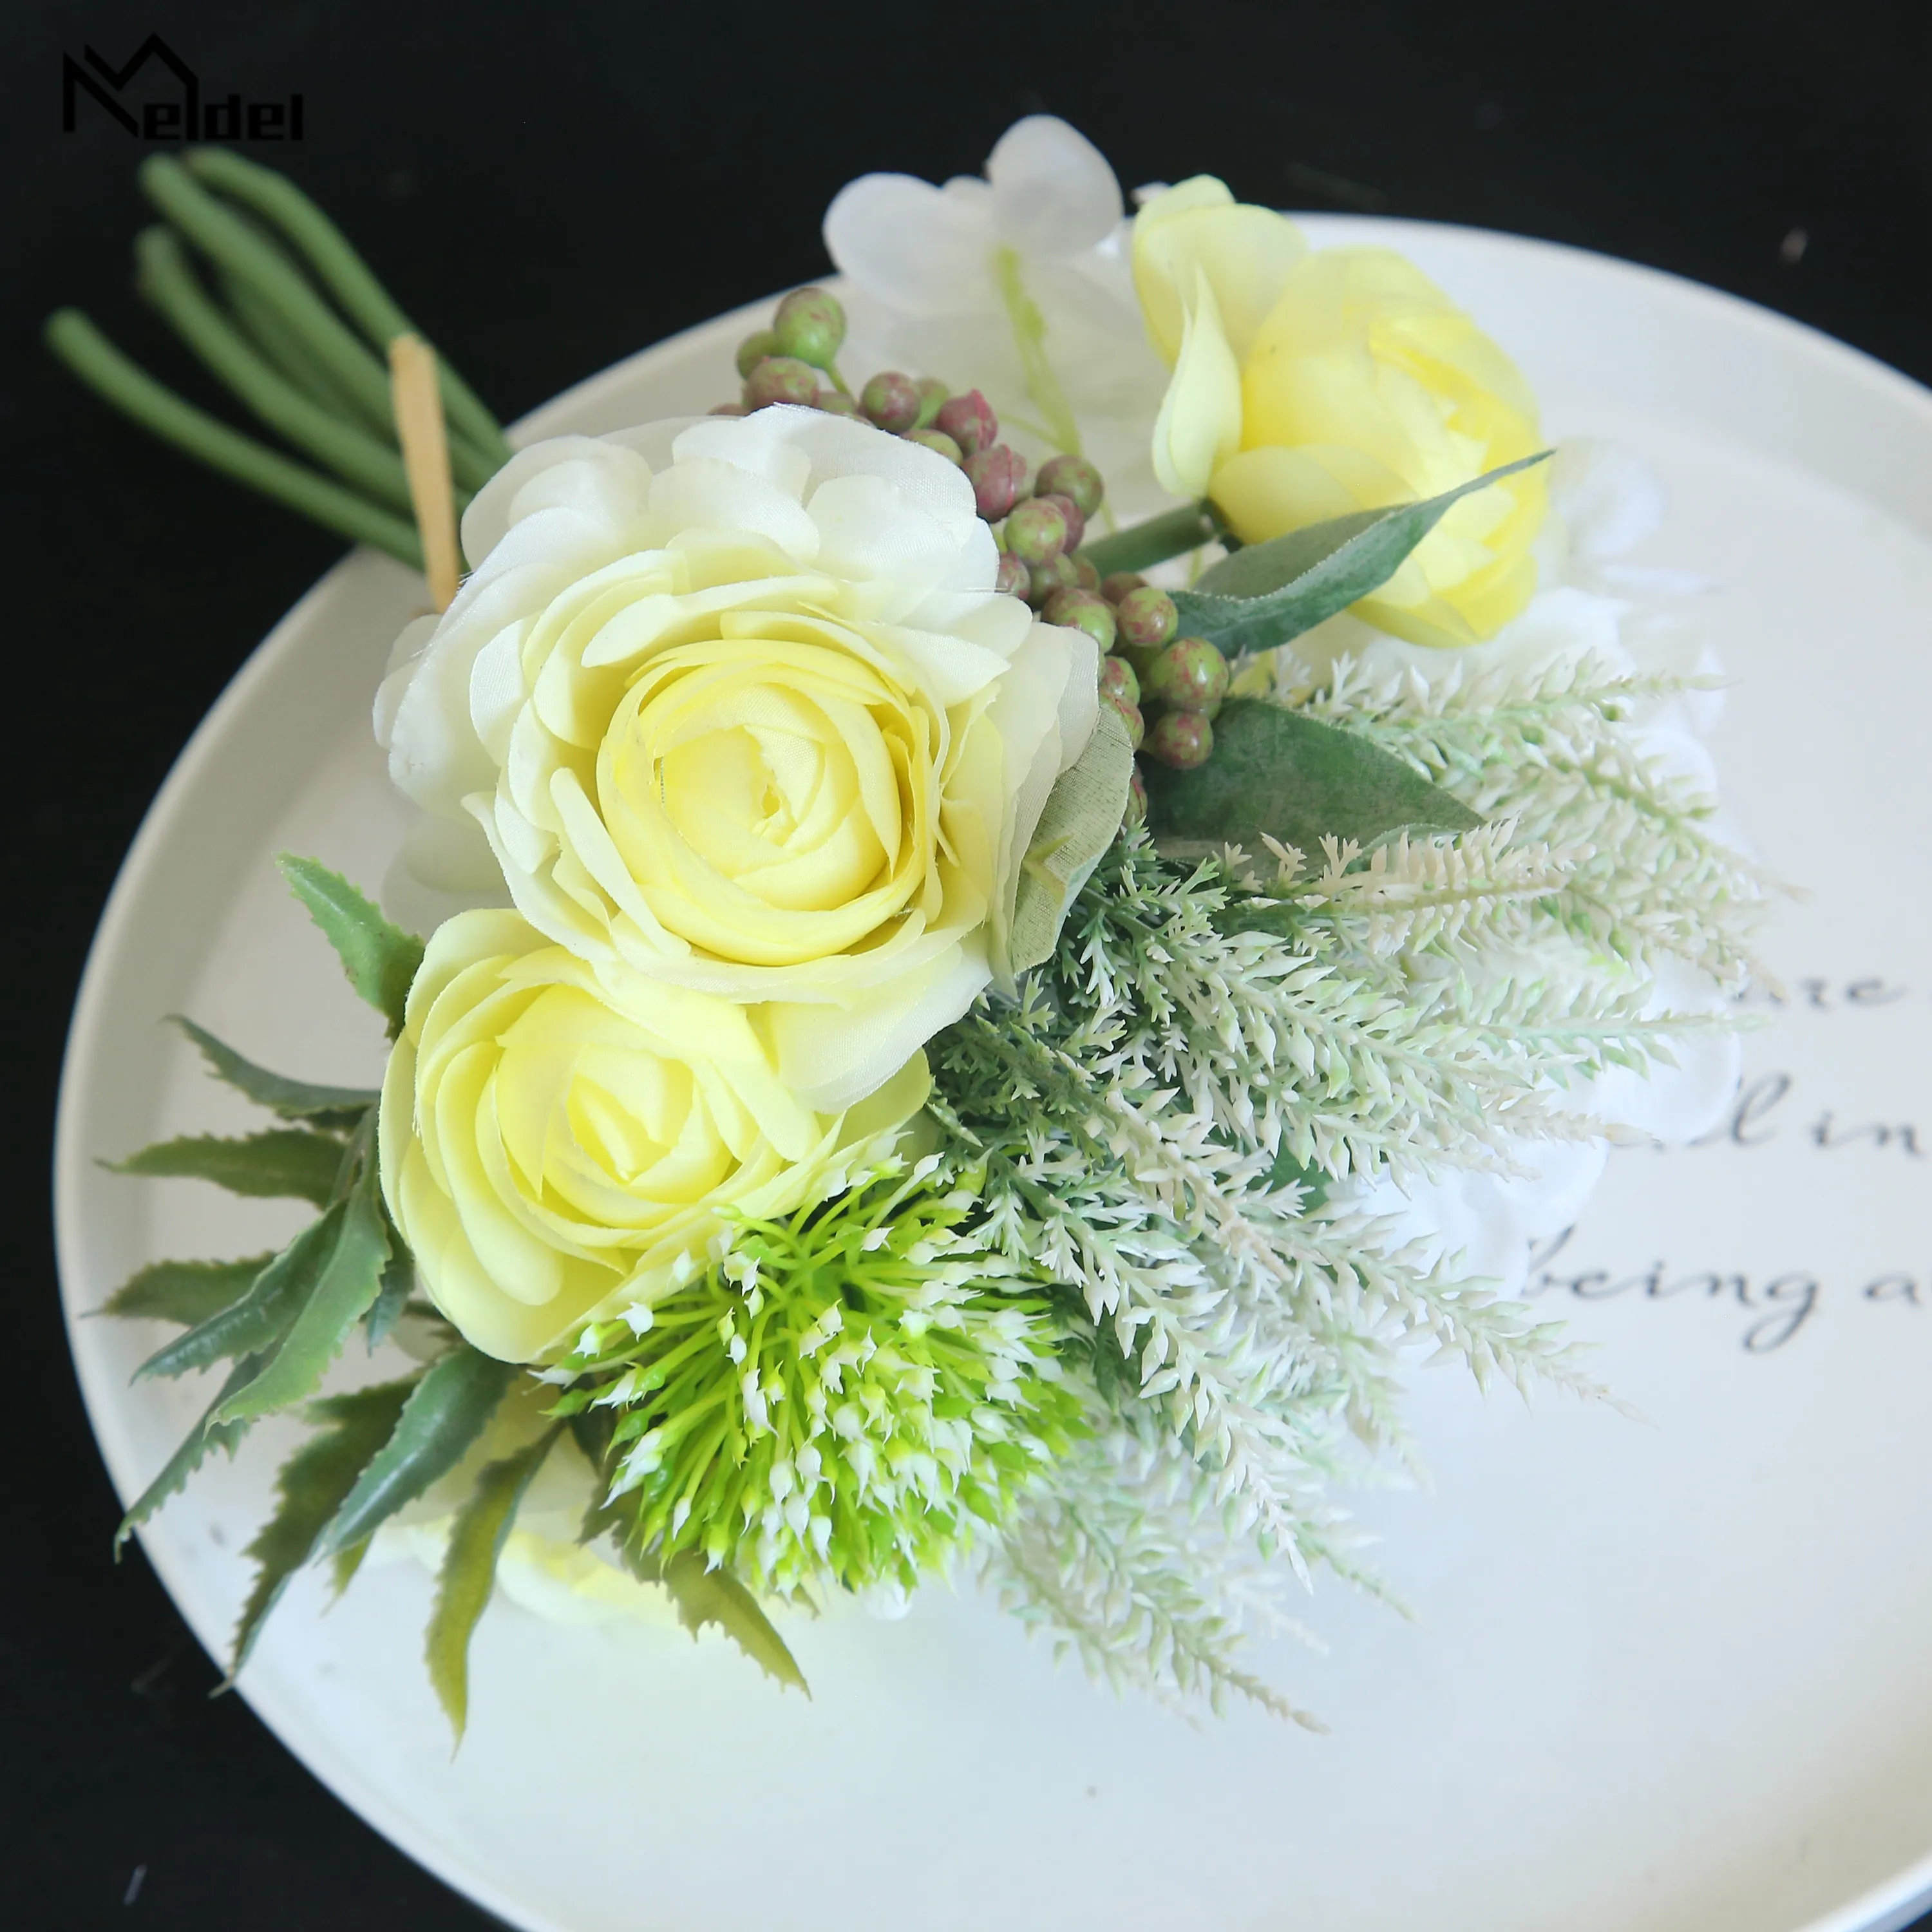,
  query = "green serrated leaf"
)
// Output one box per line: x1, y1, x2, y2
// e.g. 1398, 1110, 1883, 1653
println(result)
1007, 703, 1136, 978
315, 1346, 518, 1558
115, 1352, 265, 1552
364, 1207, 413, 1349
659, 1550, 810, 1696
1142, 699, 1481, 855
170, 1014, 379, 1126
426, 1426, 562, 1740
108, 1128, 346, 1207
278, 853, 424, 1038
135, 1208, 341, 1382
101, 1254, 274, 1328
214, 1173, 390, 1425
1175, 451, 1551, 656
329, 1537, 372, 1598
229, 1377, 417, 1680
